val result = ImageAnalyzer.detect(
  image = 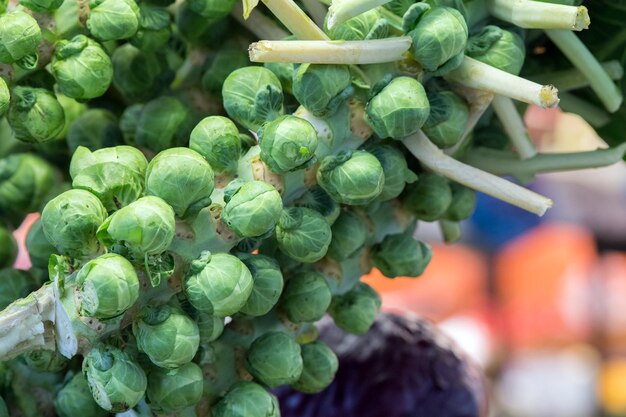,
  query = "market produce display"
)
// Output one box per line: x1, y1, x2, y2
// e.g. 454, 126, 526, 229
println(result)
0, 0, 624, 415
